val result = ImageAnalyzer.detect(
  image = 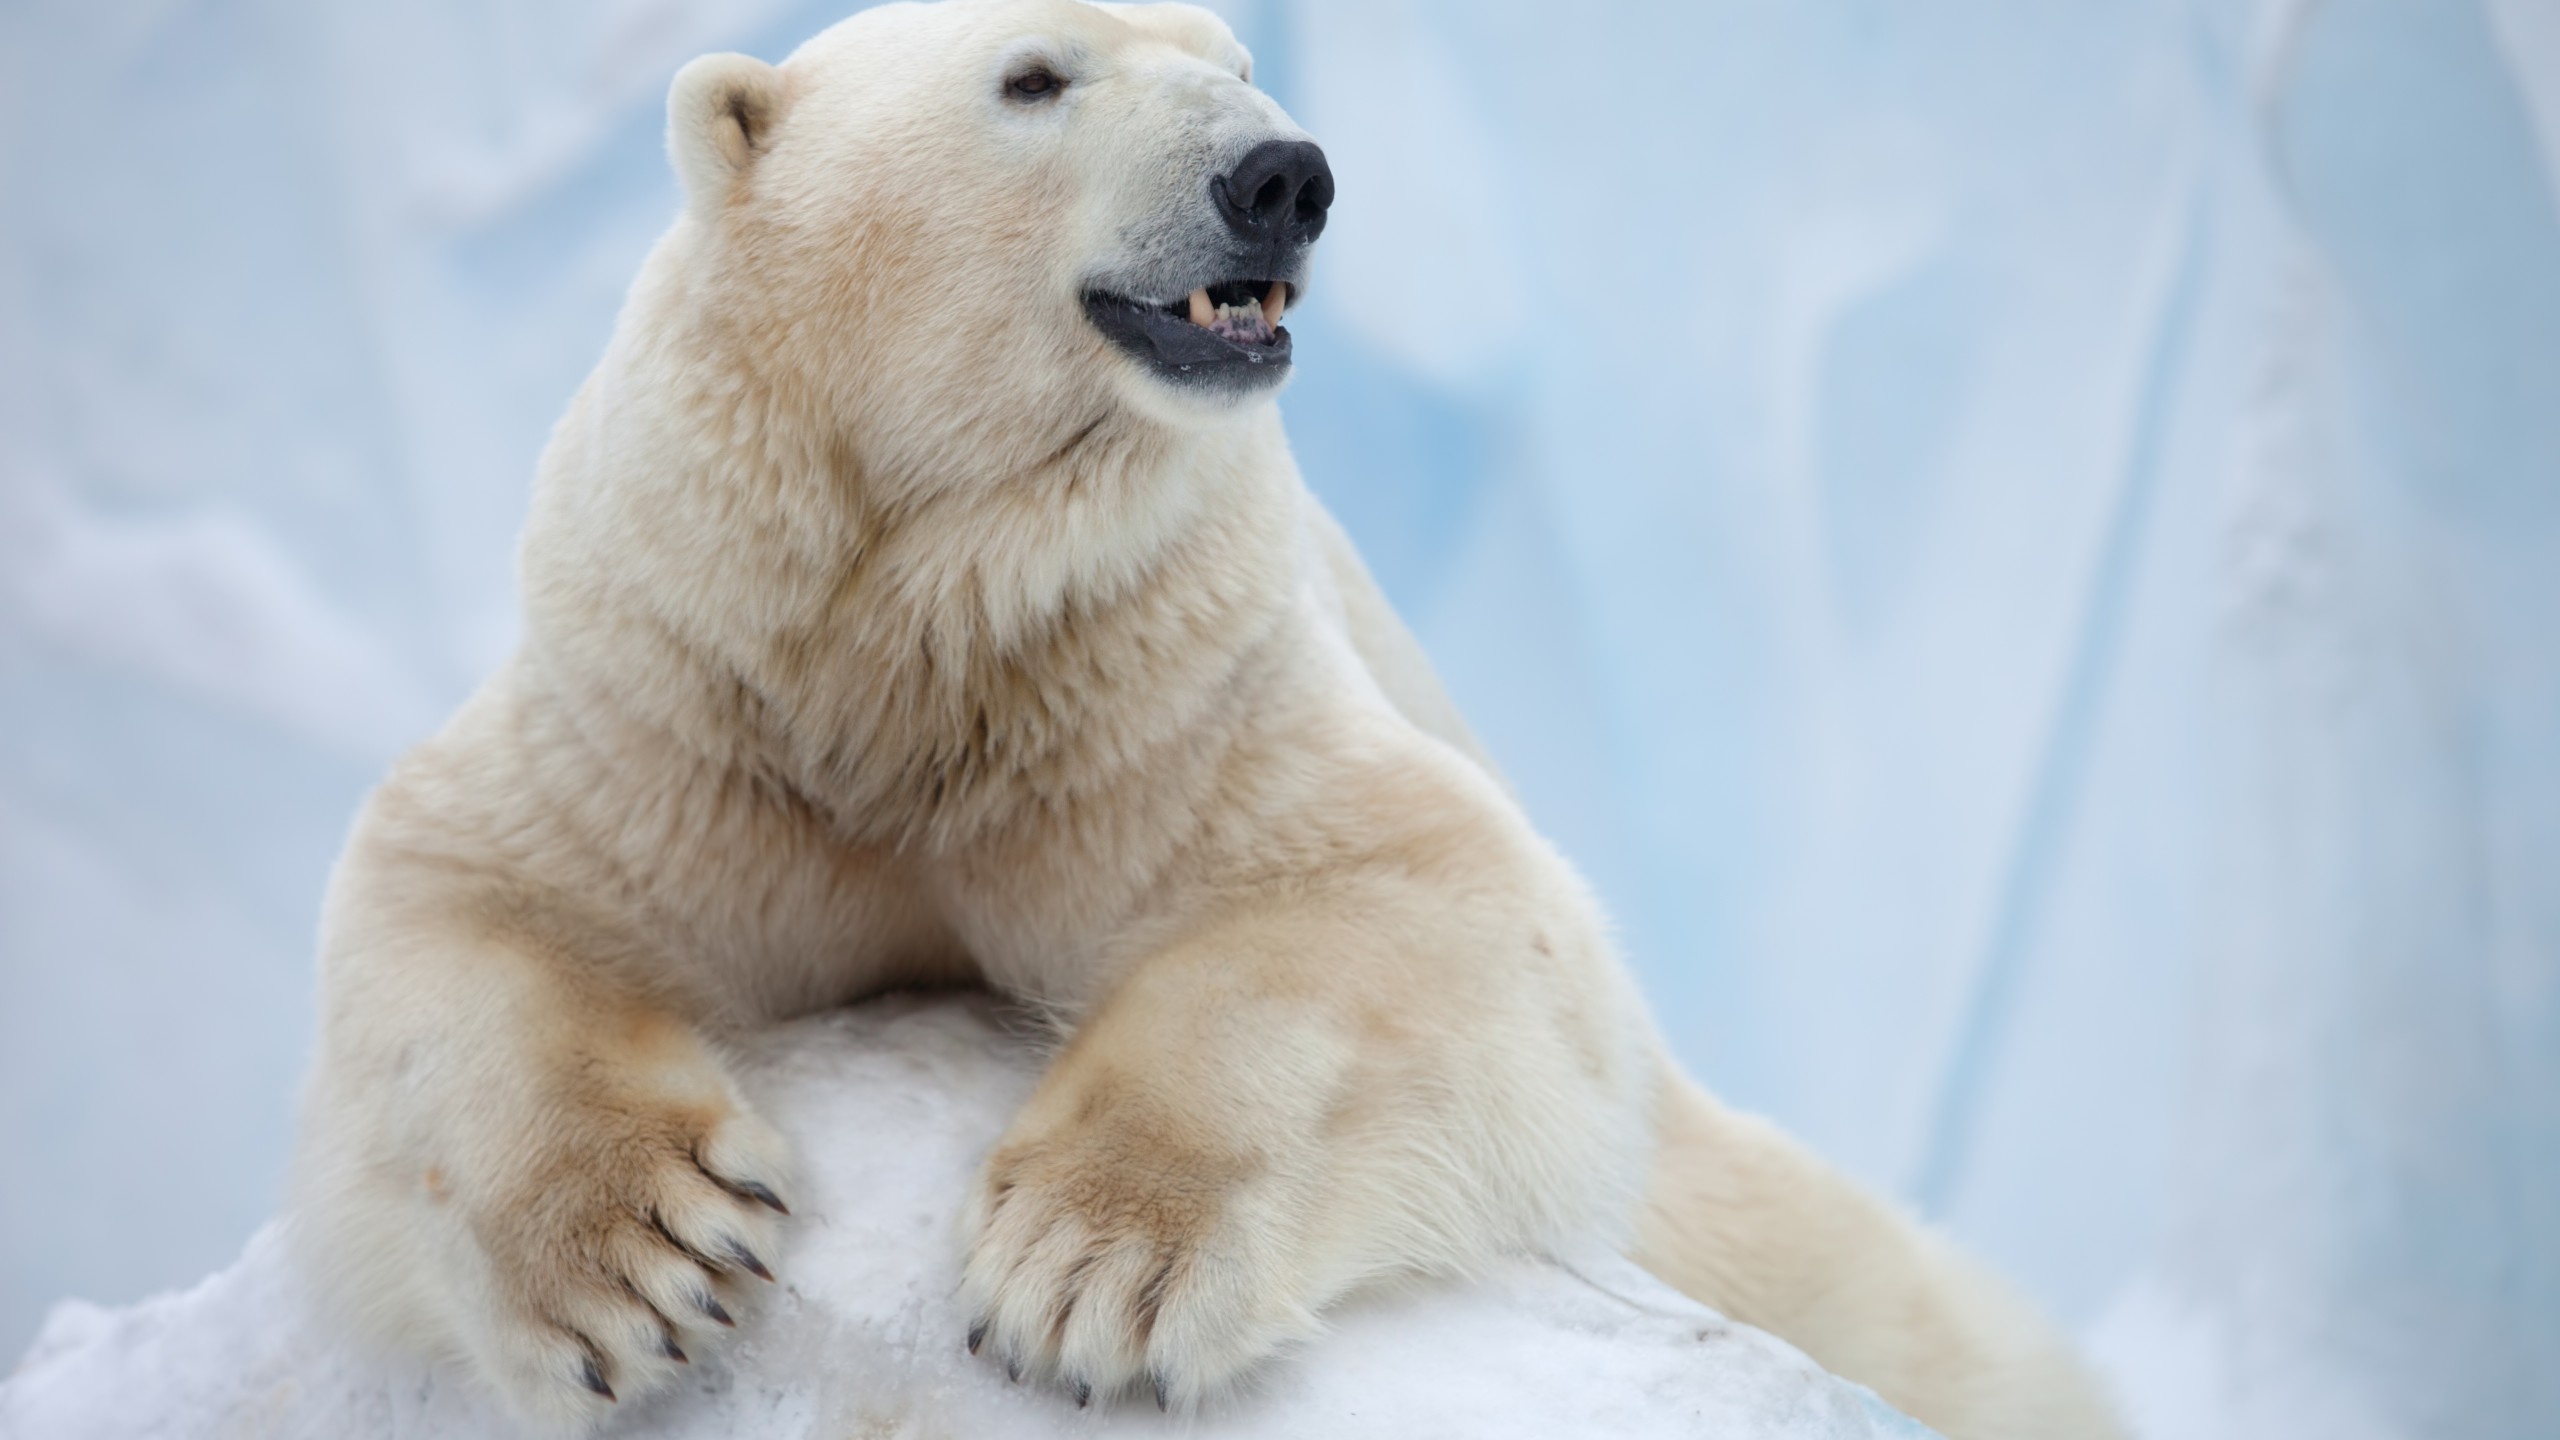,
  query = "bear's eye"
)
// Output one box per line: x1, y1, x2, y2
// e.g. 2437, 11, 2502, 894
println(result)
1005, 65, 1065, 102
